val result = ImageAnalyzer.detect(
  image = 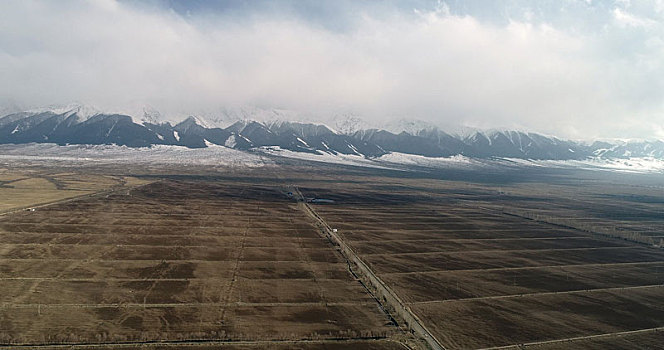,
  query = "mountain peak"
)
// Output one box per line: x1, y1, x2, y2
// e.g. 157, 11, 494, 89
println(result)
380, 118, 439, 135
175, 116, 211, 131
27, 103, 101, 121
